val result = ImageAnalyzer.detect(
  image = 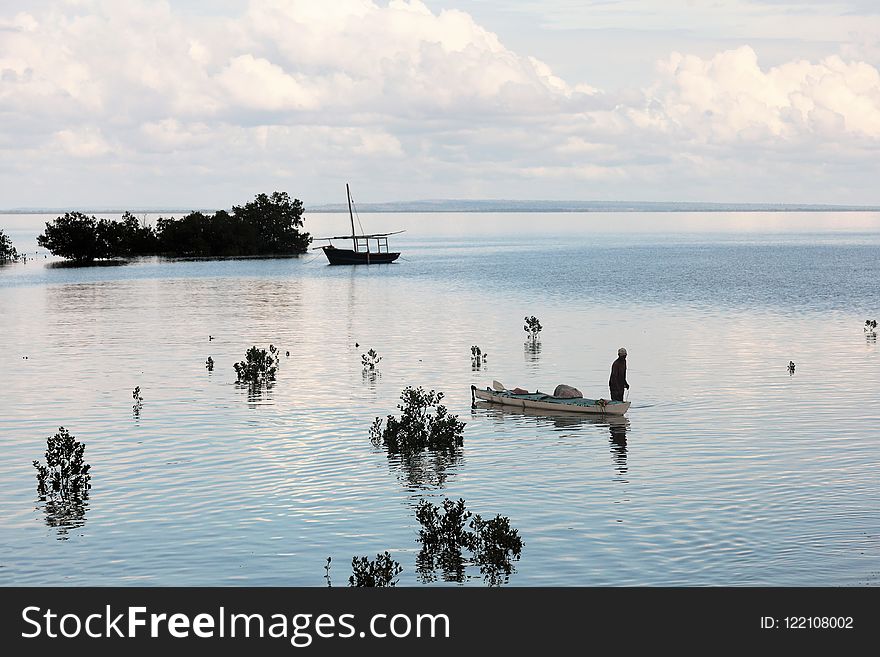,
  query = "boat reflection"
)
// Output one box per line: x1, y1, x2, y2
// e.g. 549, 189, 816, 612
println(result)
474, 400, 628, 431
473, 401, 630, 475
